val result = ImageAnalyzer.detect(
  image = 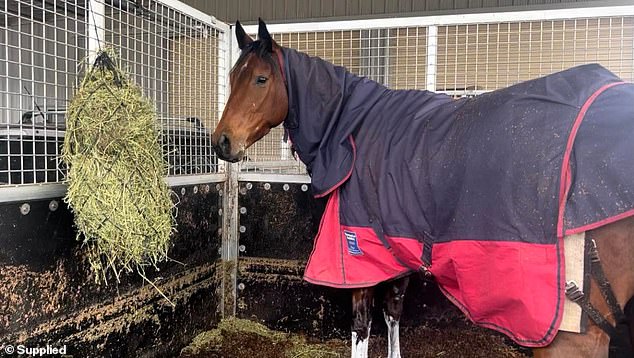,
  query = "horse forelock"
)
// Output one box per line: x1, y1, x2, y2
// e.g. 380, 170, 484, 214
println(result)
230, 41, 279, 79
